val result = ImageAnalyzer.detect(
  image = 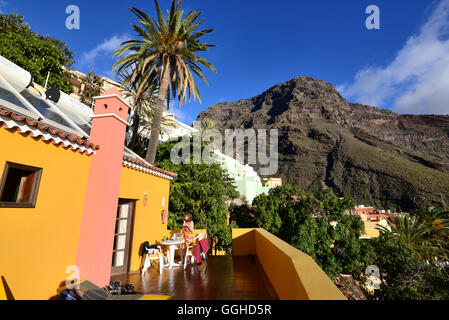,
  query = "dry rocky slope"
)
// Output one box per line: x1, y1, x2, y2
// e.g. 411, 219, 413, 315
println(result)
197, 77, 449, 210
